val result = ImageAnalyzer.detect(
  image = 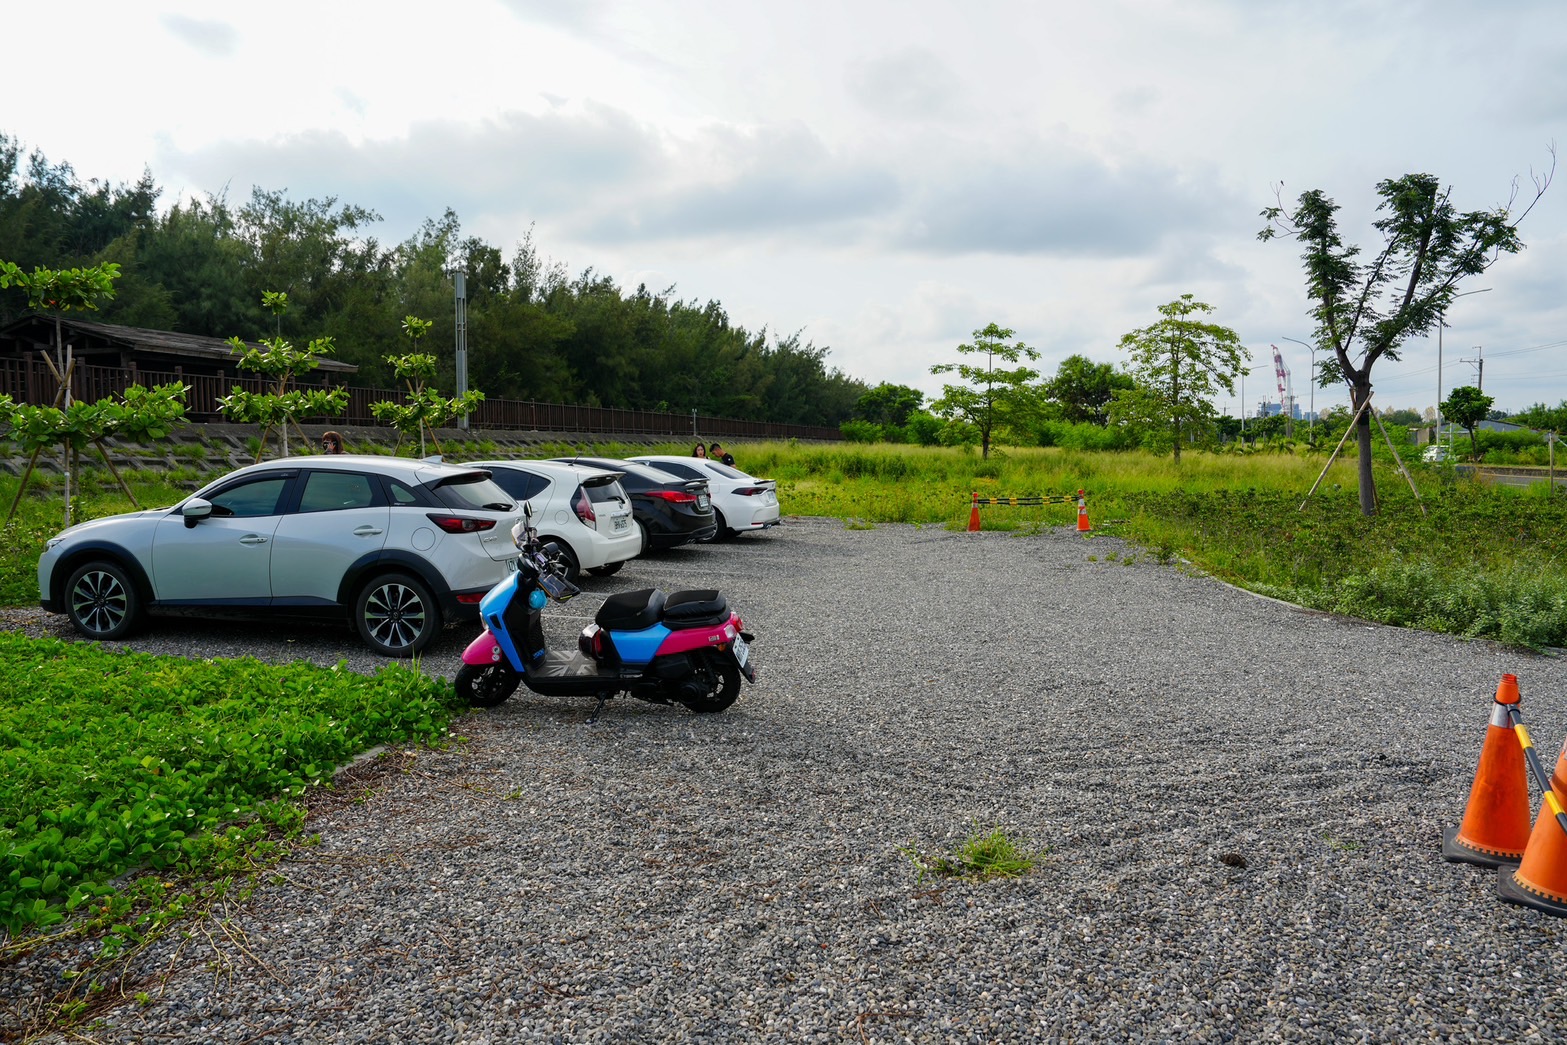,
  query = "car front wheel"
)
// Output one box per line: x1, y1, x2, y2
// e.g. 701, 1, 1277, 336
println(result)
65, 560, 143, 640
354, 573, 441, 657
